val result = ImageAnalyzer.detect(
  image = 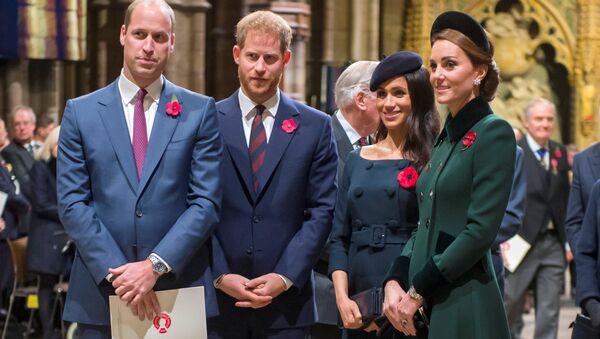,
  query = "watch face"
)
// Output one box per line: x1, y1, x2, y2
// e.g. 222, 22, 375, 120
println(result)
154, 262, 167, 273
